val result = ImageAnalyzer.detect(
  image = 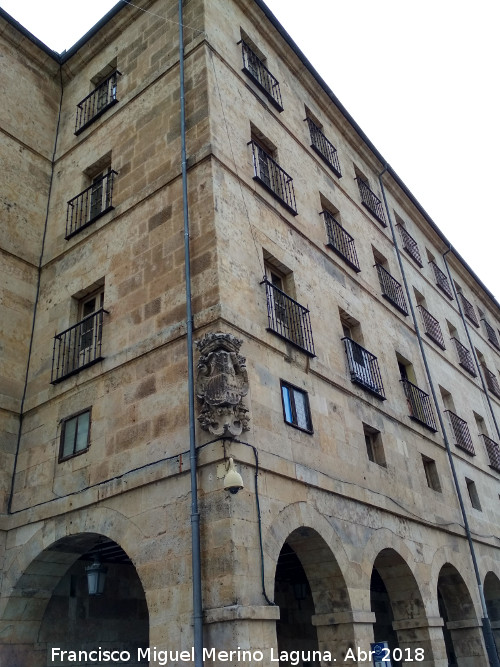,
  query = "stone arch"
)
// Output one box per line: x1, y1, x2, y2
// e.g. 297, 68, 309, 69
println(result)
484, 571, 500, 654
0, 508, 149, 667
266, 502, 355, 663
436, 562, 486, 665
